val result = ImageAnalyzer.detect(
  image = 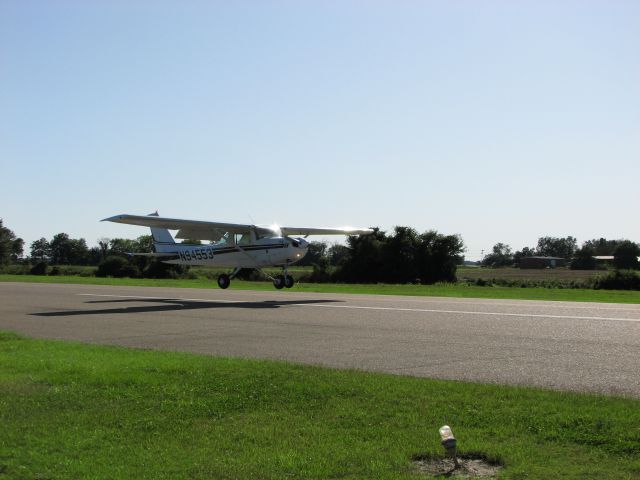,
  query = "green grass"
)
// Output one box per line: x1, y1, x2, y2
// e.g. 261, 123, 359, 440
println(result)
1, 331, 639, 479
2, 274, 640, 303
457, 266, 606, 282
